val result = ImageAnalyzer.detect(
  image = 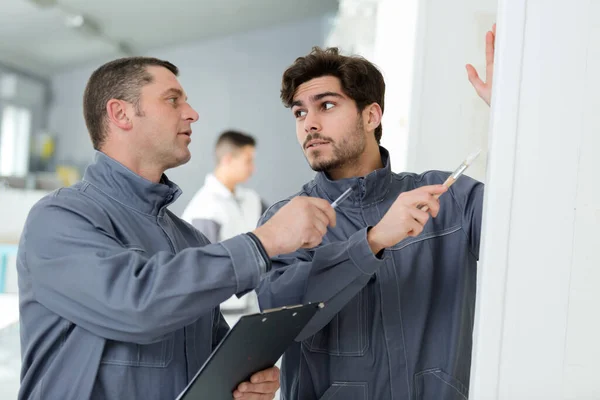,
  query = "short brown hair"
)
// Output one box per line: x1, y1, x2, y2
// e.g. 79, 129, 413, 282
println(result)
83, 57, 179, 150
215, 130, 257, 163
281, 47, 385, 143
